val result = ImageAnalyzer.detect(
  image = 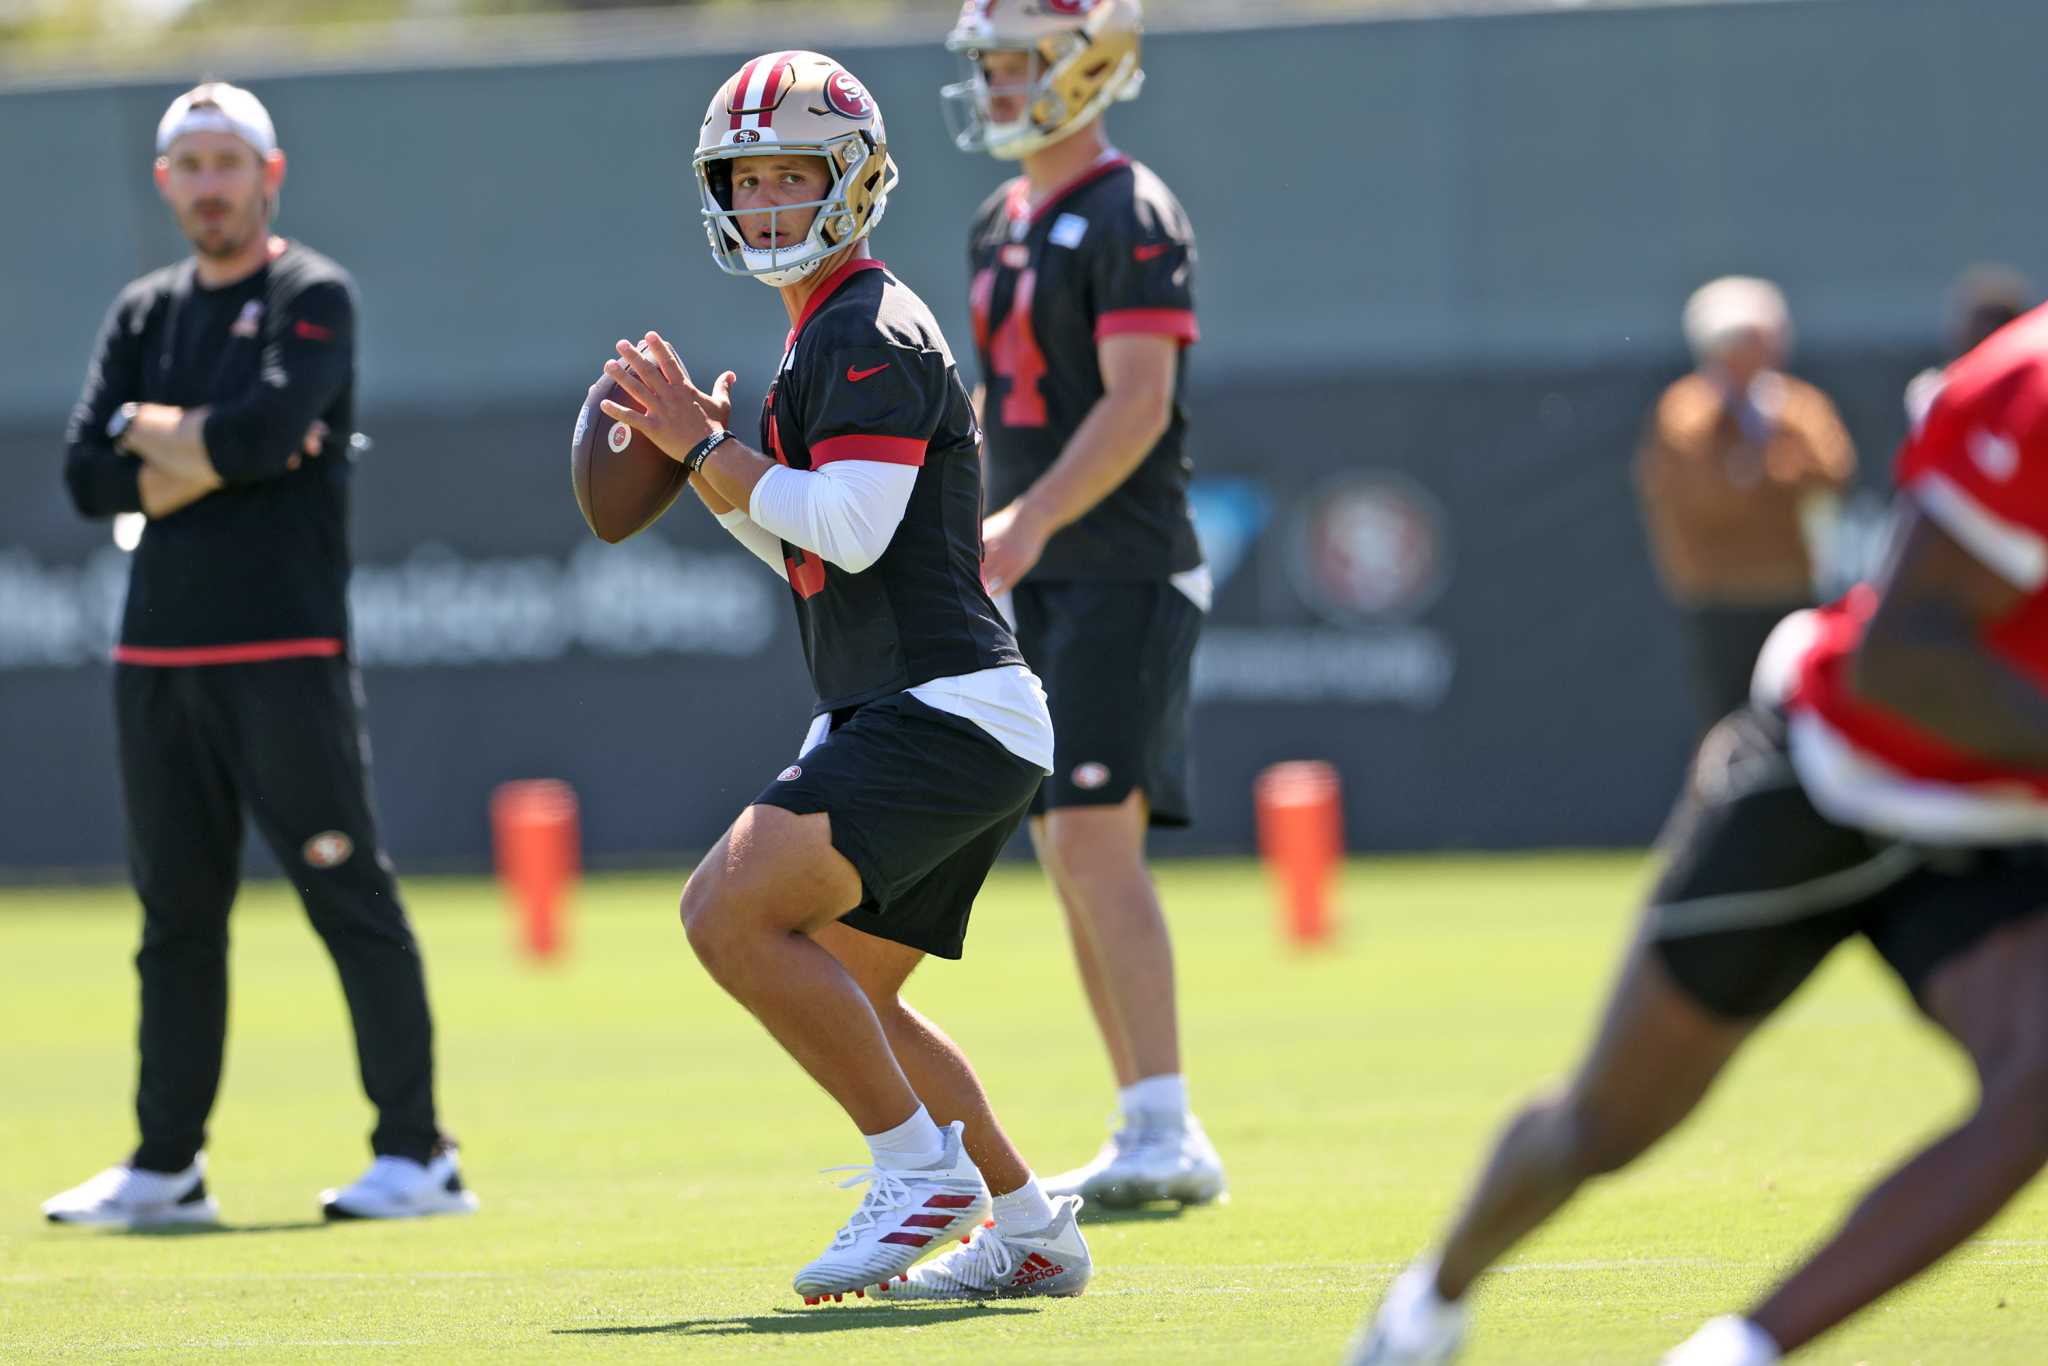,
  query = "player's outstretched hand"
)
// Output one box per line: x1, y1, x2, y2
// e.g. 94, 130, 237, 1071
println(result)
599, 332, 731, 464
981, 500, 1051, 596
